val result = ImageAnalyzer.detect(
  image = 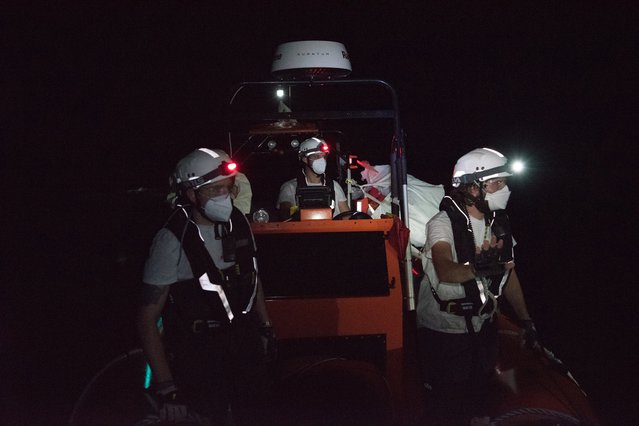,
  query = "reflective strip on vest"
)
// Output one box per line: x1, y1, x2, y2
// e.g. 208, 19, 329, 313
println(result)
198, 273, 234, 321
474, 276, 488, 304
242, 272, 257, 314
475, 271, 509, 304
496, 269, 510, 296
240, 258, 259, 314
